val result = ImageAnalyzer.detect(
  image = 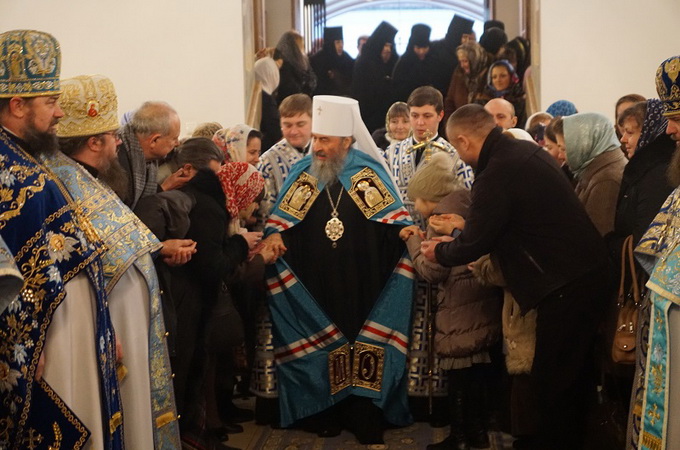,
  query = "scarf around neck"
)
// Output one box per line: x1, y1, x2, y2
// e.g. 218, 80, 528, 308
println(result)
119, 123, 158, 209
